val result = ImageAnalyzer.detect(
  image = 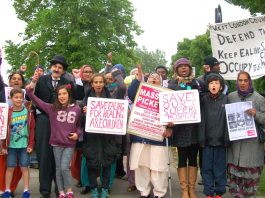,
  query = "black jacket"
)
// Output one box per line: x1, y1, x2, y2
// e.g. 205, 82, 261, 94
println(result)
199, 93, 229, 146
168, 79, 202, 147
82, 88, 121, 168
